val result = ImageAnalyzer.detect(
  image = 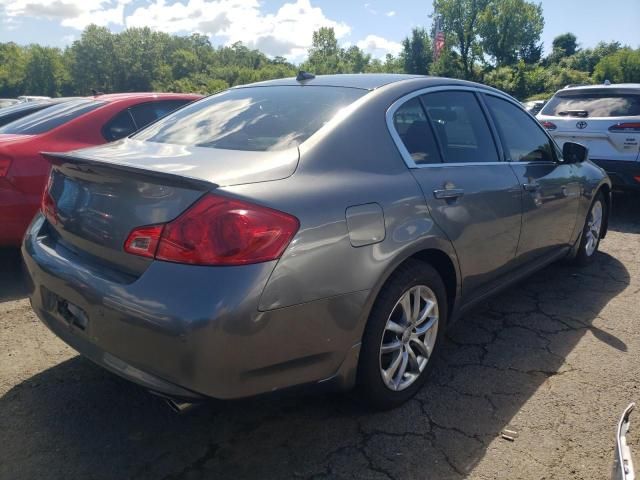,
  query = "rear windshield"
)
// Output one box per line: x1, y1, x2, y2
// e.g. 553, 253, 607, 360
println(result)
133, 86, 367, 151
0, 102, 52, 127
541, 90, 640, 117
0, 99, 105, 135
